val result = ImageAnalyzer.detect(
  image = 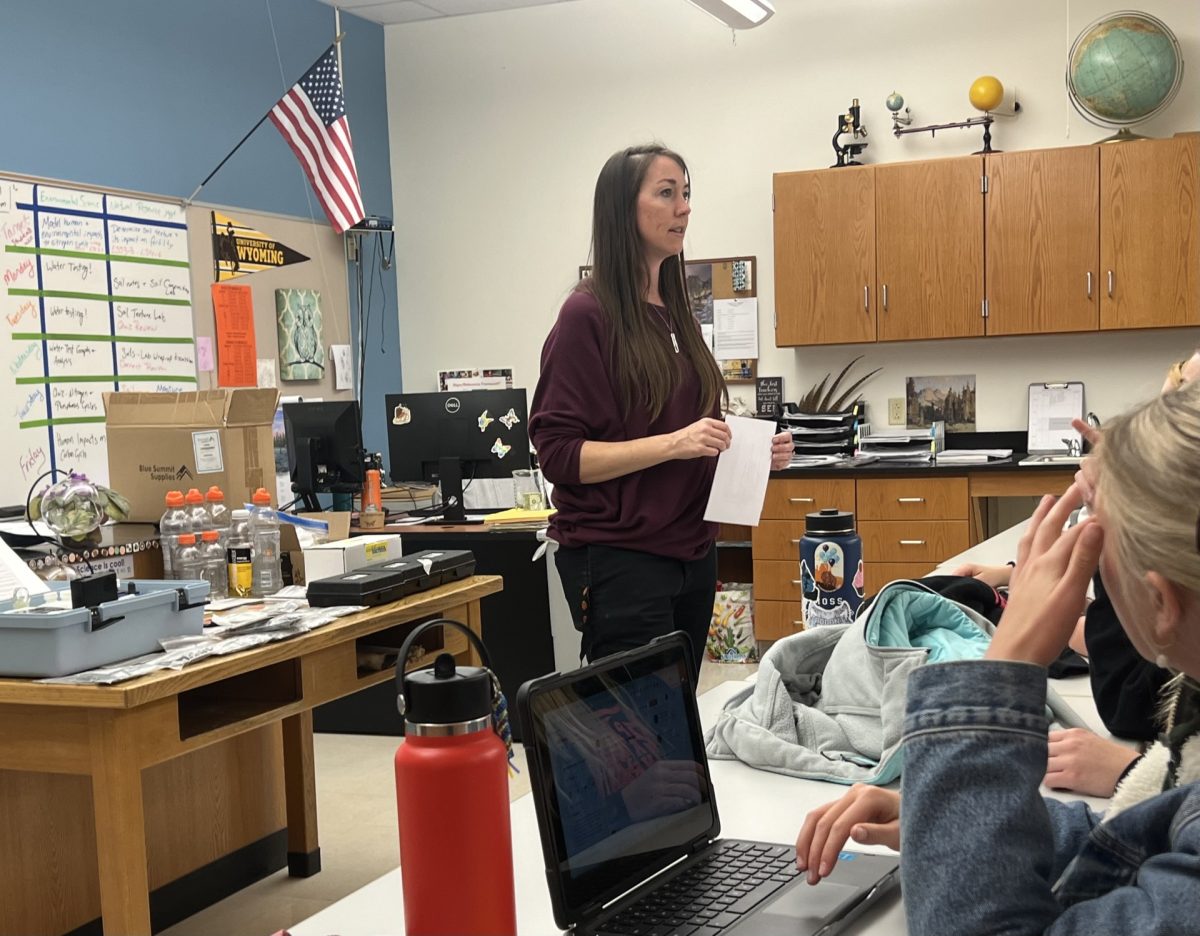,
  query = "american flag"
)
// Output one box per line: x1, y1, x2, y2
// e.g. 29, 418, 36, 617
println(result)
269, 45, 365, 233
